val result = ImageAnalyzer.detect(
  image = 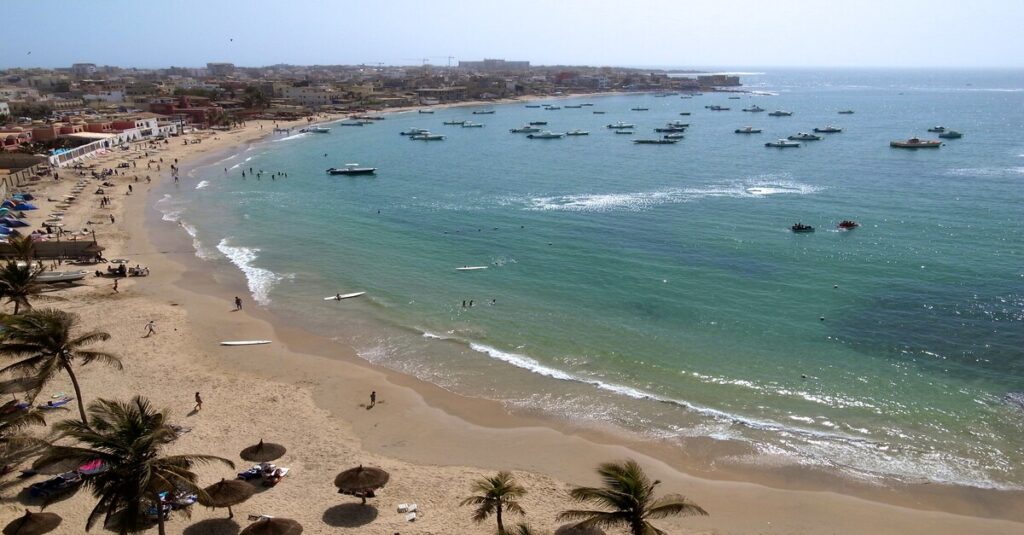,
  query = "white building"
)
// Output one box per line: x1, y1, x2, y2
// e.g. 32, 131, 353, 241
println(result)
282, 86, 337, 107
0, 102, 9, 118
82, 90, 125, 103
